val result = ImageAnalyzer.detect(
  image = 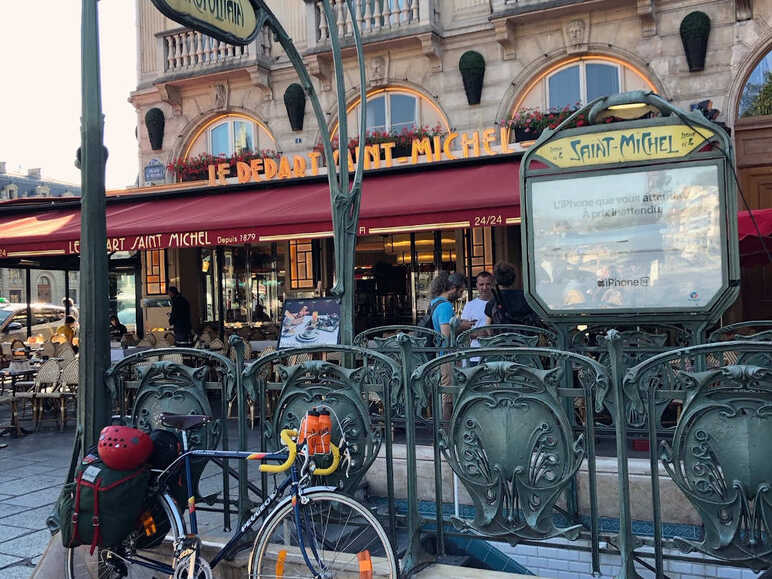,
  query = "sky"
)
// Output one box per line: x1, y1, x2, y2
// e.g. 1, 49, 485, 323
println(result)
0, 1, 138, 189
